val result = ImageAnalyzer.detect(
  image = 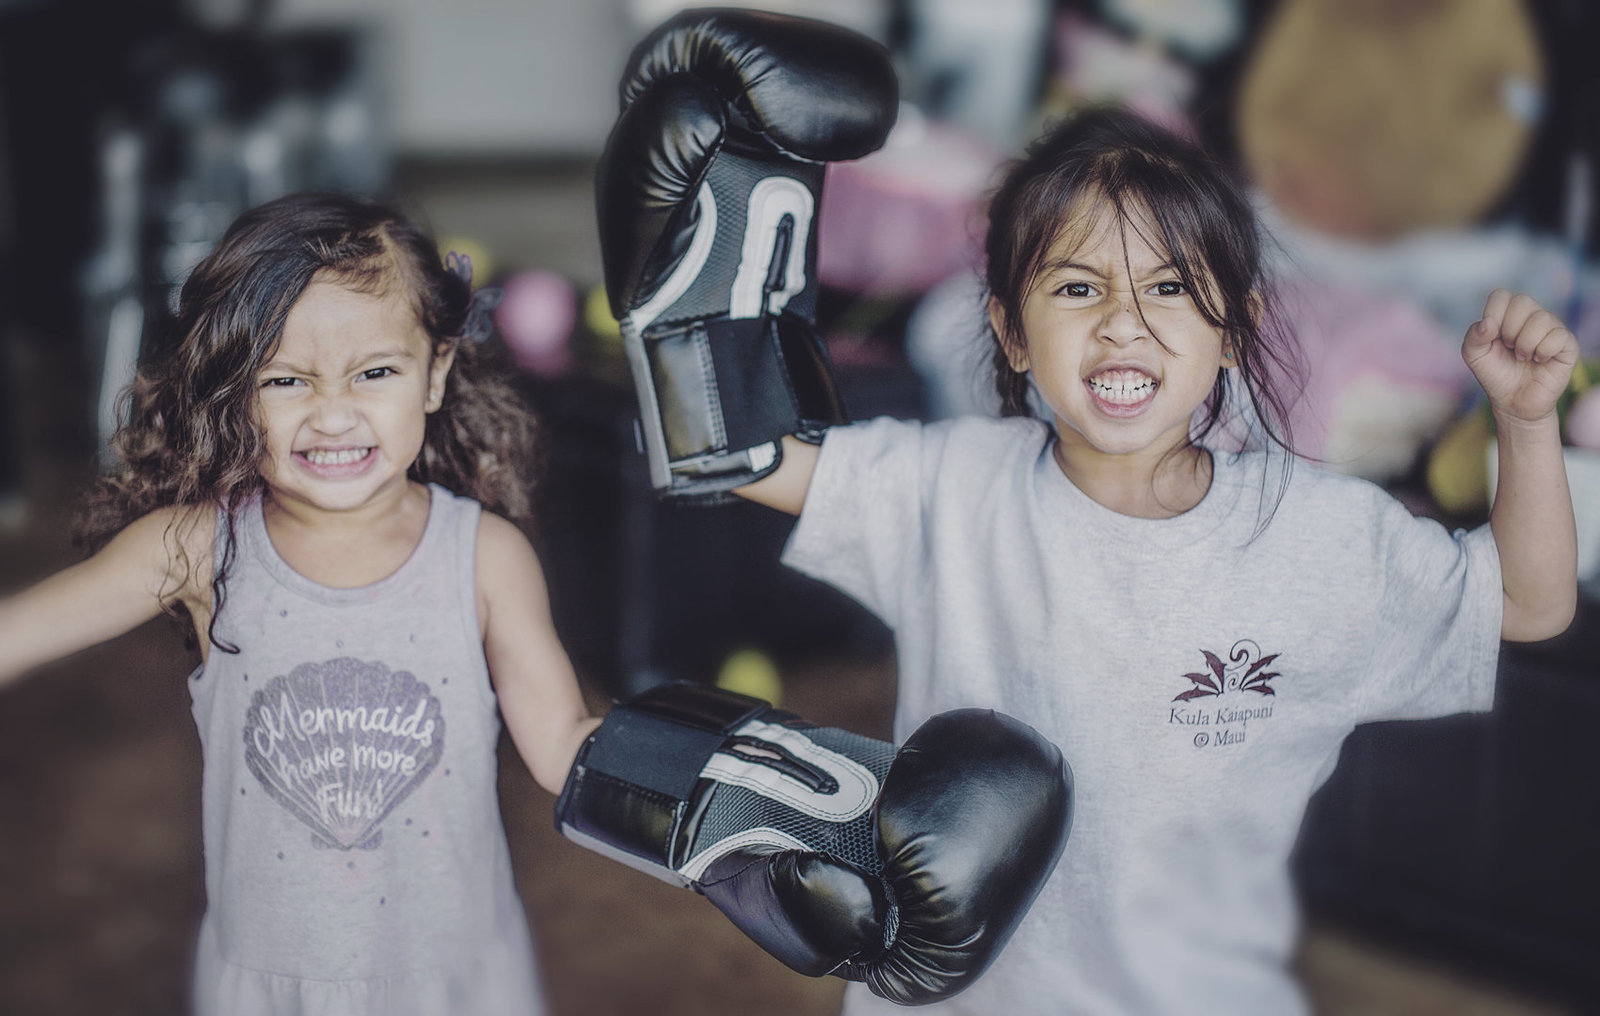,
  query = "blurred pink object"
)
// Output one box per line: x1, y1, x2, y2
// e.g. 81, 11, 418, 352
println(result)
1054, 10, 1198, 139
817, 109, 999, 298
1223, 284, 1475, 482
1567, 387, 1600, 450
496, 270, 576, 376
